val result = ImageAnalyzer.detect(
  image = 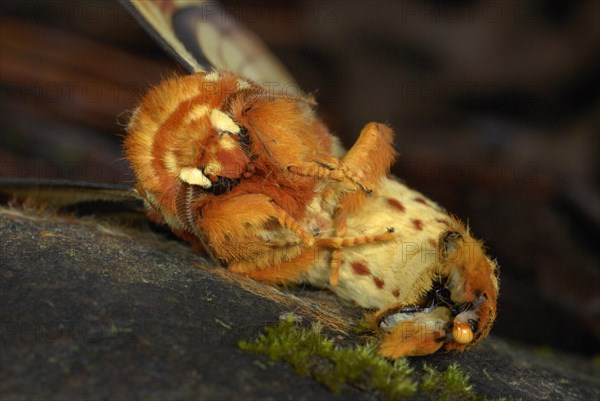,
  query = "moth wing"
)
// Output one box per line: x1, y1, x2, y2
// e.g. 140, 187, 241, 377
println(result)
0, 178, 143, 212
120, 0, 298, 89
